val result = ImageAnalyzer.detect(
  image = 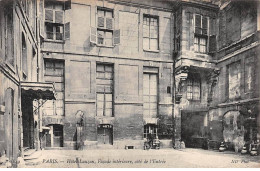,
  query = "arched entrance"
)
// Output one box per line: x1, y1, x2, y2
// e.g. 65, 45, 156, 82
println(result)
223, 110, 245, 152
